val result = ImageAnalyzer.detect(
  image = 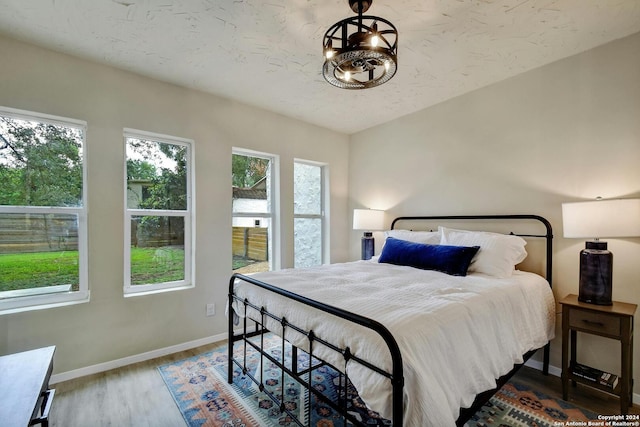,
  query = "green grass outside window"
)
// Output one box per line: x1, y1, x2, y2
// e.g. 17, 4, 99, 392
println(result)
0, 247, 185, 292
